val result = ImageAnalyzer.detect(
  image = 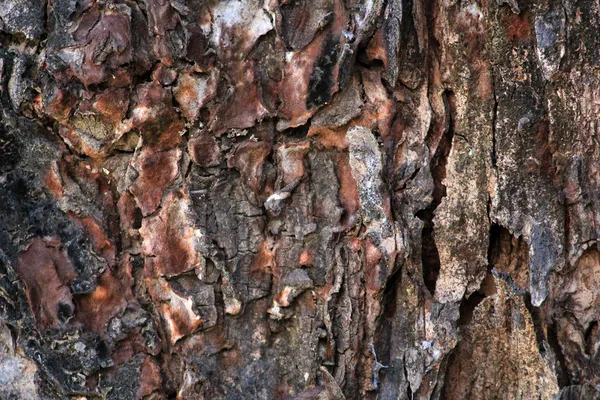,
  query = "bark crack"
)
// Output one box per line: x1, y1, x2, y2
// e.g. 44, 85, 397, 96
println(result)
417, 89, 456, 296
491, 67, 499, 170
